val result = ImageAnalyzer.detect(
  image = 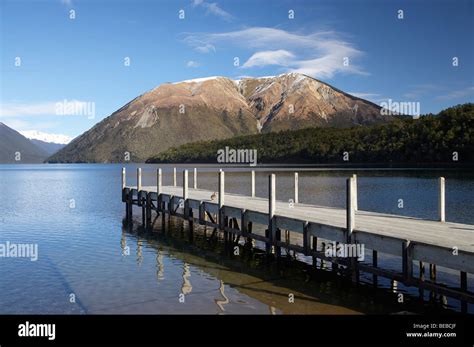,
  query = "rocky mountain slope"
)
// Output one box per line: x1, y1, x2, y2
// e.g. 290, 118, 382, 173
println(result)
48, 73, 390, 163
